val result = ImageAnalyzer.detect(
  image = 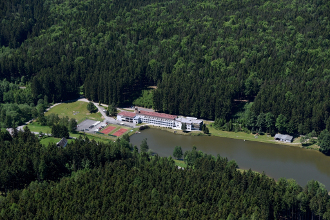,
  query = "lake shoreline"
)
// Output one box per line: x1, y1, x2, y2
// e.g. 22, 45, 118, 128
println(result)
130, 128, 330, 190
143, 124, 319, 151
